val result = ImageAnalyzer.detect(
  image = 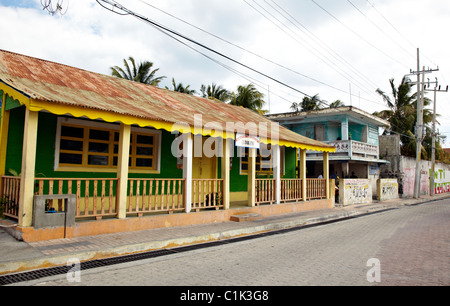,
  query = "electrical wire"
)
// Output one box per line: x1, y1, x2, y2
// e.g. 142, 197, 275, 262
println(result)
266, 0, 380, 90
96, 0, 313, 99
311, 0, 409, 70
257, 0, 385, 103
138, 0, 346, 97
346, 0, 415, 61
96, 0, 436, 138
